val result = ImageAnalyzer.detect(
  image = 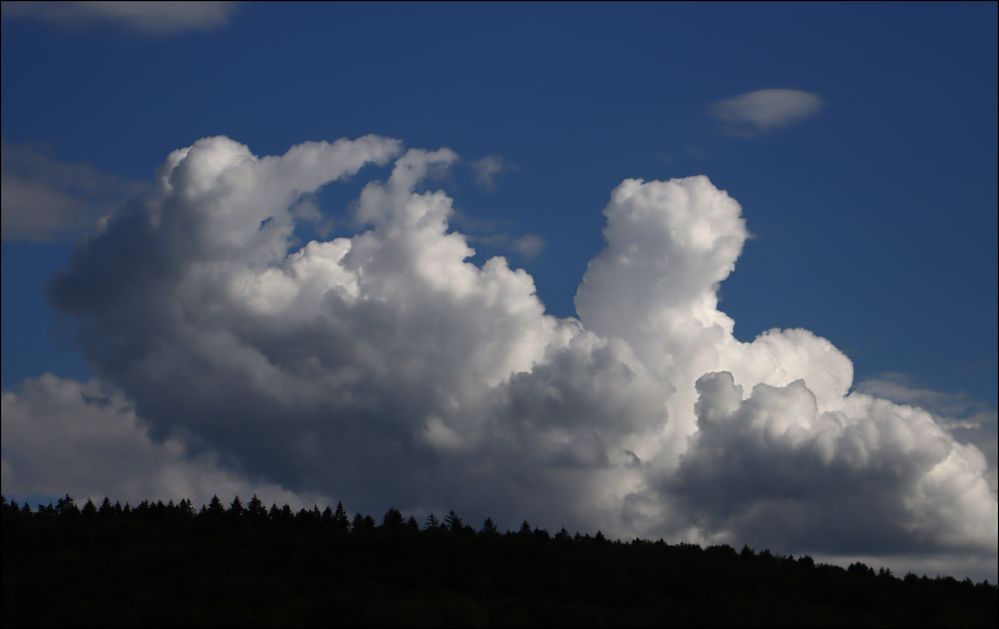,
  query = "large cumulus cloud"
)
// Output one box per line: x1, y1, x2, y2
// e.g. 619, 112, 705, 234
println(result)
5, 134, 993, 576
